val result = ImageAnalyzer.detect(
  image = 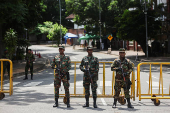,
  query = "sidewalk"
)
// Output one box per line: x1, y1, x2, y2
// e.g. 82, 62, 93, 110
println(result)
1, 55, 47, 80
72, 45, 170, 63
